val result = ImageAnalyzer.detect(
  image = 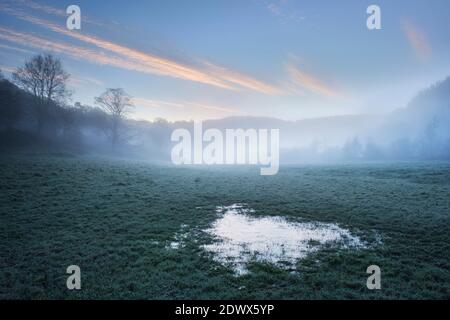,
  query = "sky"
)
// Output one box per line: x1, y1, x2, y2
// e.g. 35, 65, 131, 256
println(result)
0, 0, 449, 122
